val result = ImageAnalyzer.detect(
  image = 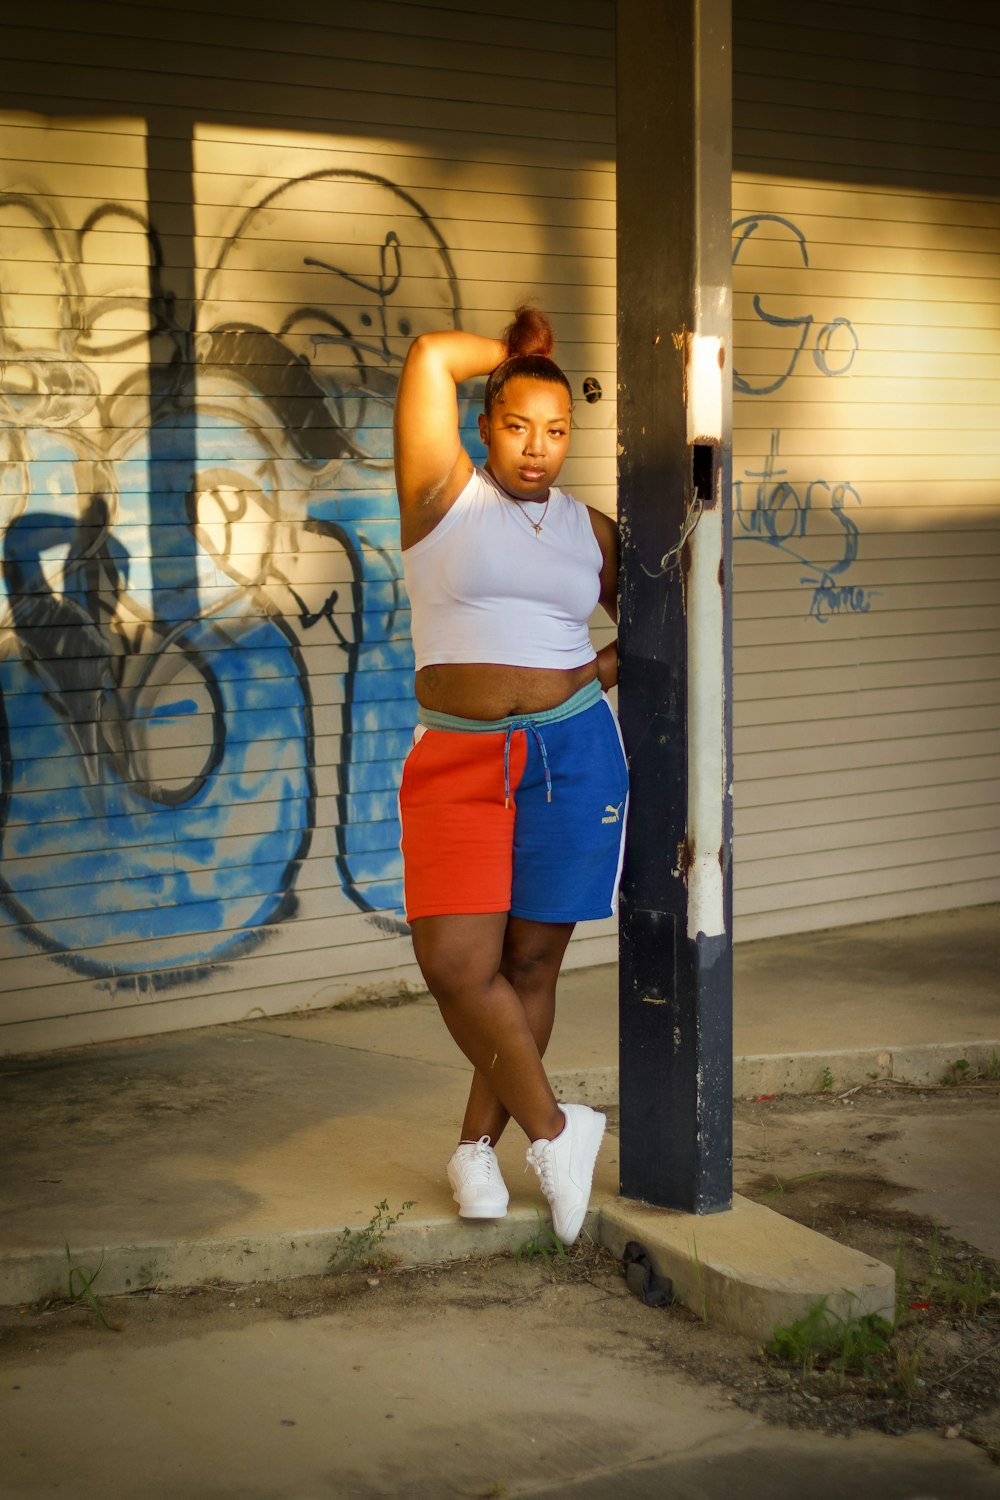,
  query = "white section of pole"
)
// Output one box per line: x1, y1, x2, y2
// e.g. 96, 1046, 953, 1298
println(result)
686, 497, 725, 941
